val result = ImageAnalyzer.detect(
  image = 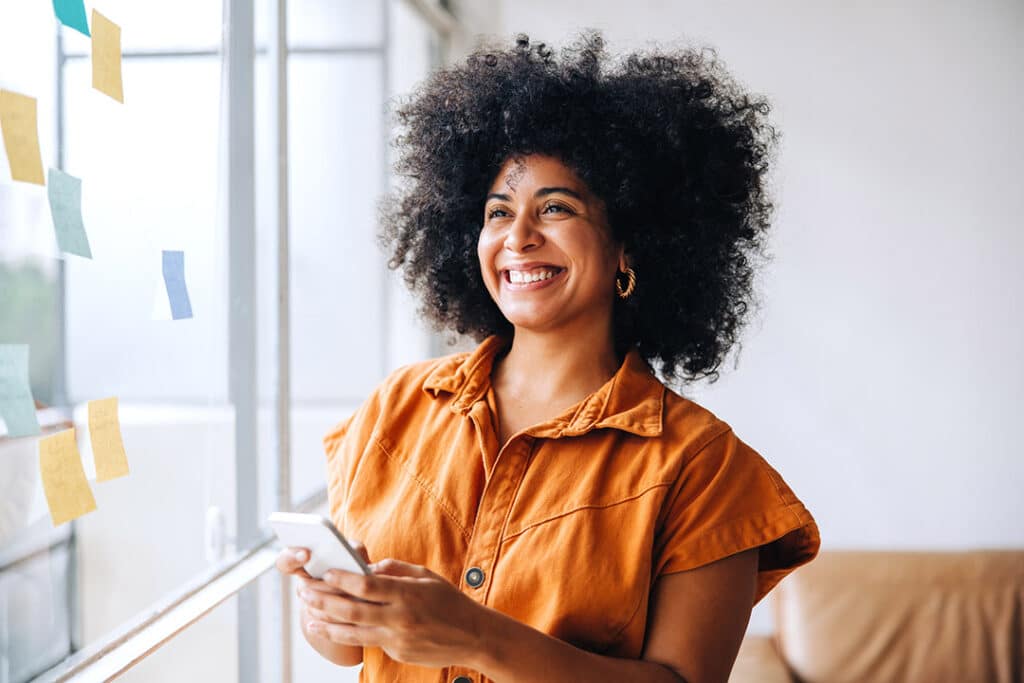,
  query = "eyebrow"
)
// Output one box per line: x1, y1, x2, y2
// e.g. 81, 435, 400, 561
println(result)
486, 187, 584, 202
